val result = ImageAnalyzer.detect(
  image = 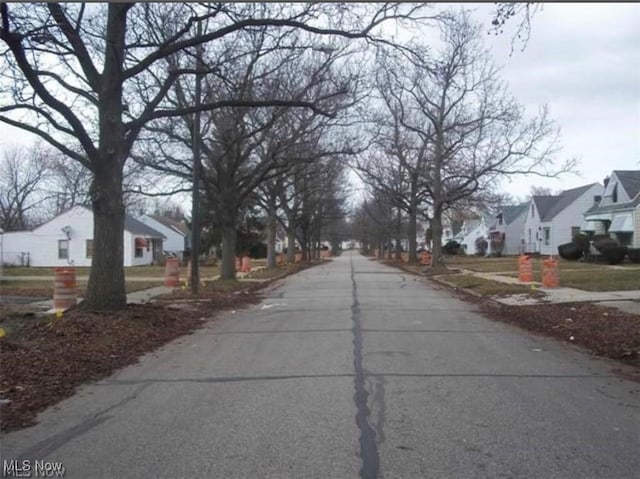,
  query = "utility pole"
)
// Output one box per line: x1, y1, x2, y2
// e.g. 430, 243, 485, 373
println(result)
190, 22, 203, 294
